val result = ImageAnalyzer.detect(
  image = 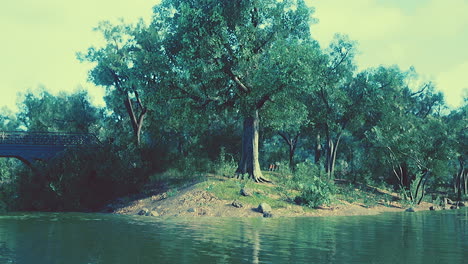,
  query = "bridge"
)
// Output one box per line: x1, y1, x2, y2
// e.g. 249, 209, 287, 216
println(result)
0, 131, 100, 165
